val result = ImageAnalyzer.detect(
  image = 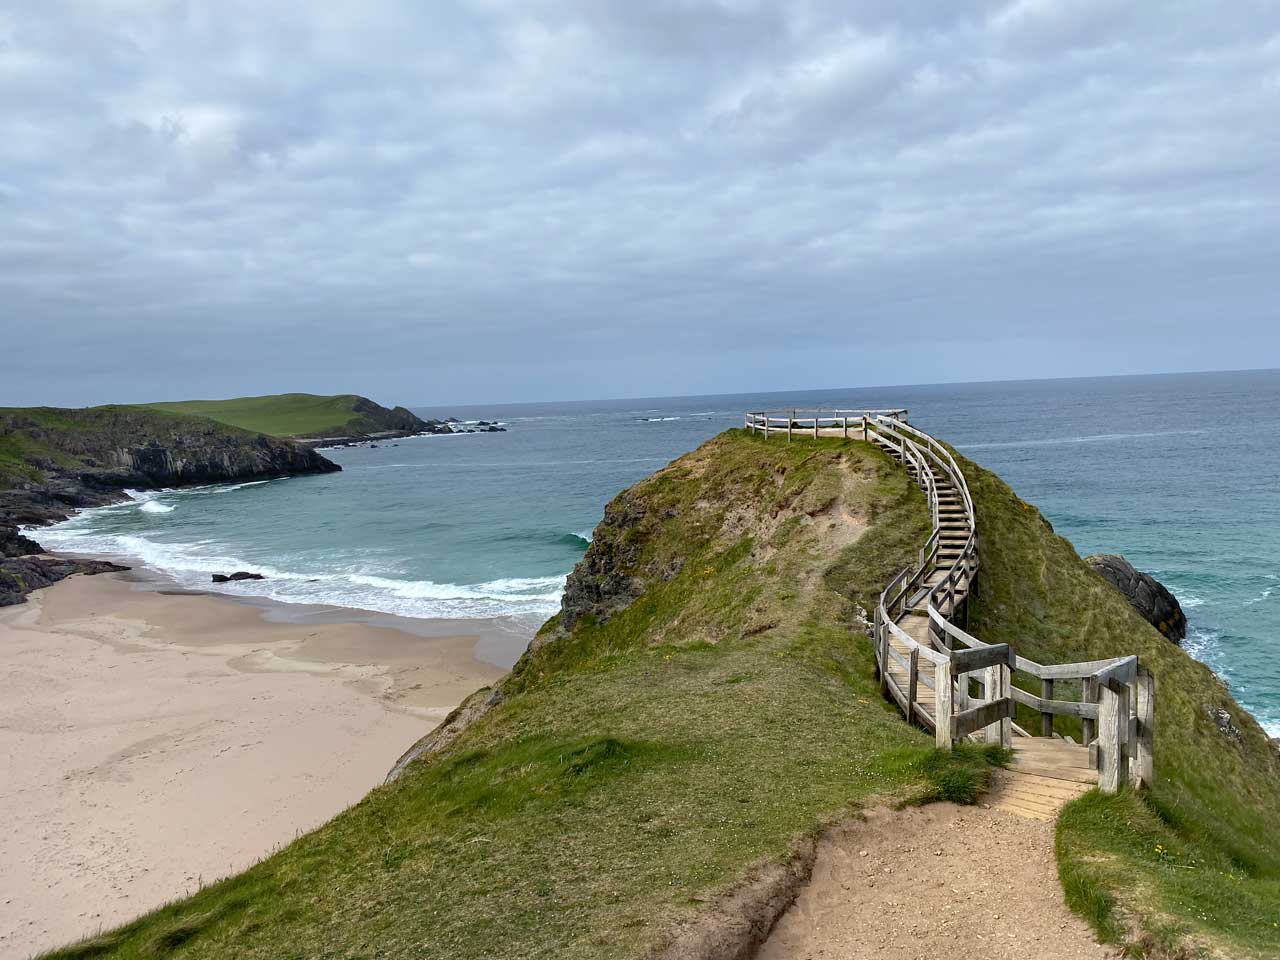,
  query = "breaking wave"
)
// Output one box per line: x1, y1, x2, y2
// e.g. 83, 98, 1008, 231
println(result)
31, 521, 567, 623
